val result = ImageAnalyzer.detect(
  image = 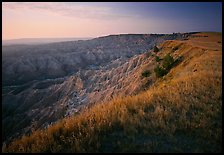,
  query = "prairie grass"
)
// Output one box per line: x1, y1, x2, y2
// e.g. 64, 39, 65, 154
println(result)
3, 36, 222, 153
